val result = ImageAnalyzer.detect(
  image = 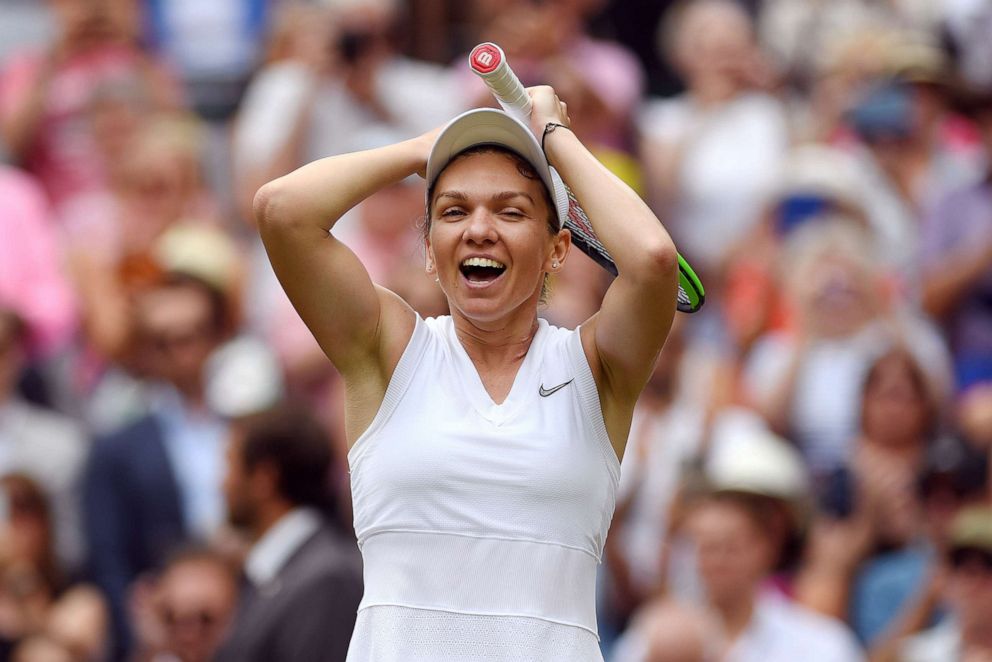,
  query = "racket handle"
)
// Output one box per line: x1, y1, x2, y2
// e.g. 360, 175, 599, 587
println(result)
469, 43, 531, 123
